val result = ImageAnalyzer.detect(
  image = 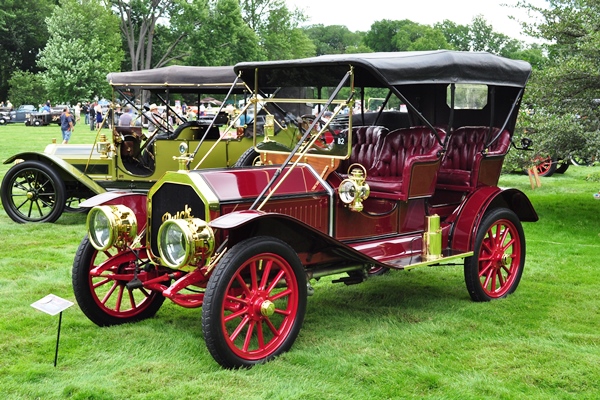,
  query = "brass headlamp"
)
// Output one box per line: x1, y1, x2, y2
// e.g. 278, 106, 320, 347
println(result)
338, 163, 370, 212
